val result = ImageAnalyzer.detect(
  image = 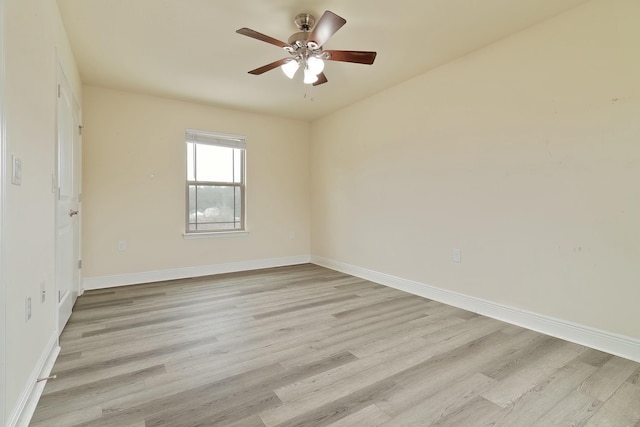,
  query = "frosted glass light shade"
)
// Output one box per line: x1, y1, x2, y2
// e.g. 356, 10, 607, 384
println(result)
307, 56, 325, 75
303, 68, 319, 84
281, 60, 300, 79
